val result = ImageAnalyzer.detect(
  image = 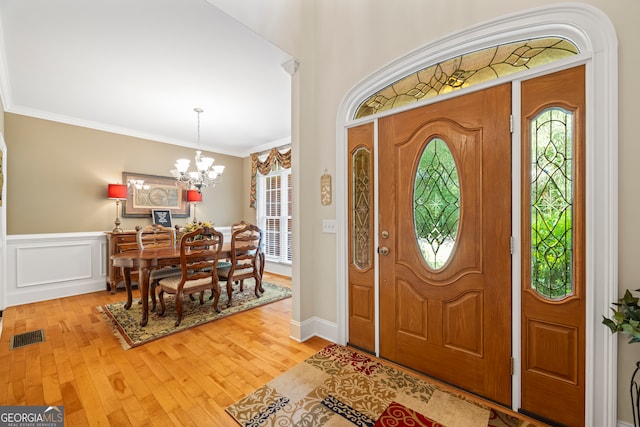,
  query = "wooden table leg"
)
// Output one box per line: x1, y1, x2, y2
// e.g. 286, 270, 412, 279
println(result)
123, 267, 133, 309
139, 265, 150, 326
